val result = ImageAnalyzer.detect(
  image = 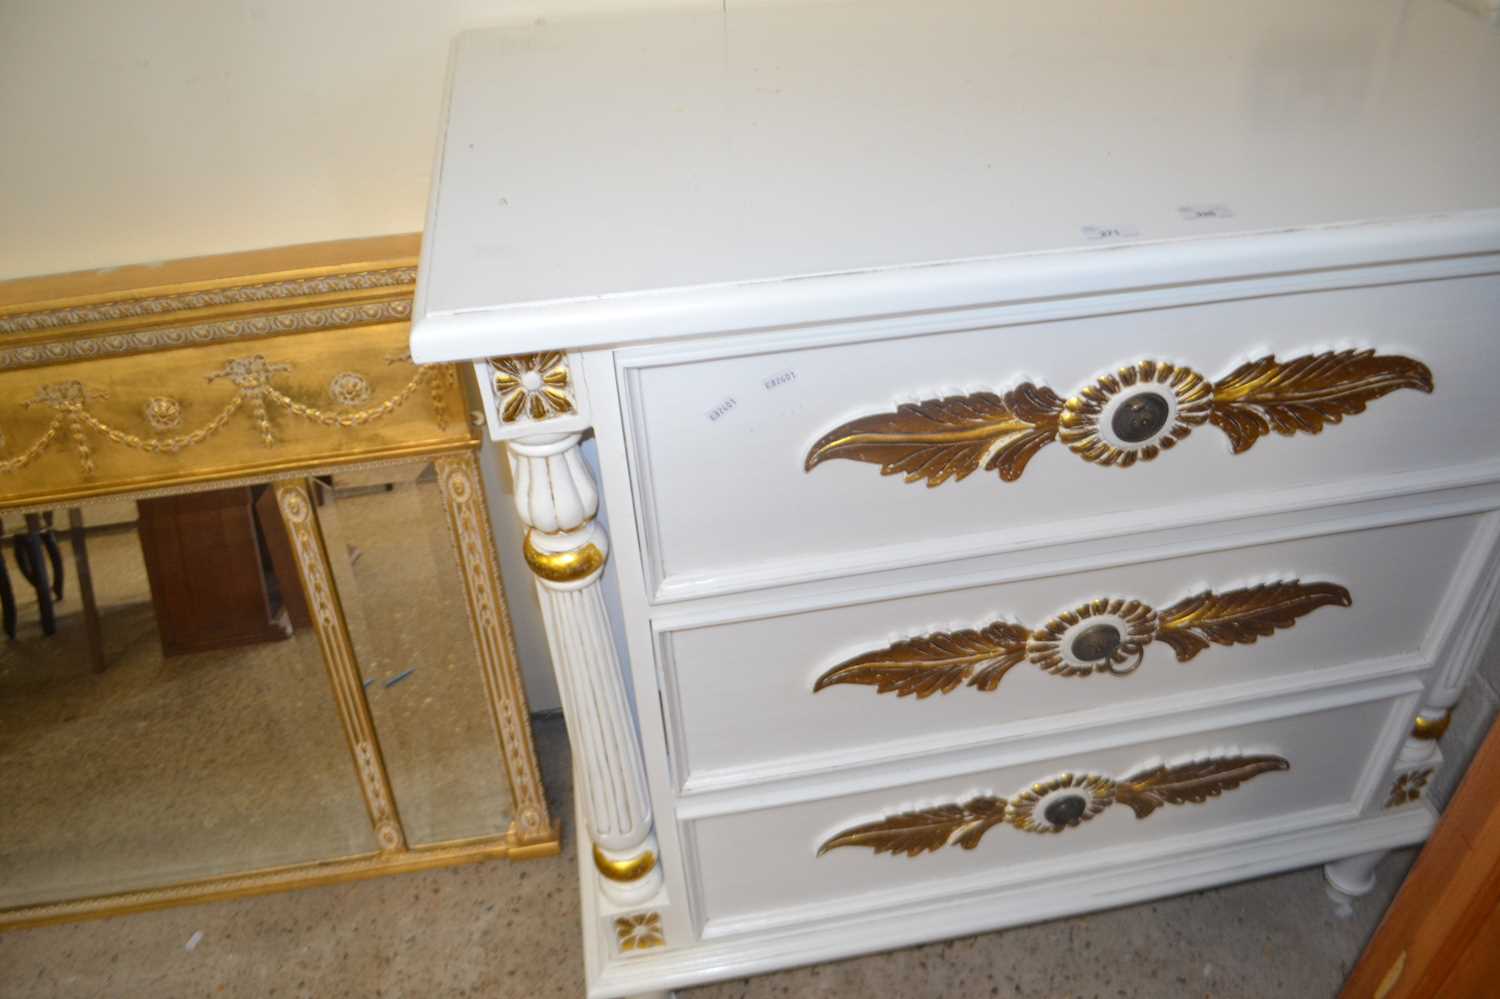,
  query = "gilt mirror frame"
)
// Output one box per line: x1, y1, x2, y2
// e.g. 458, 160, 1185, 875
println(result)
0, 235, 557, 930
